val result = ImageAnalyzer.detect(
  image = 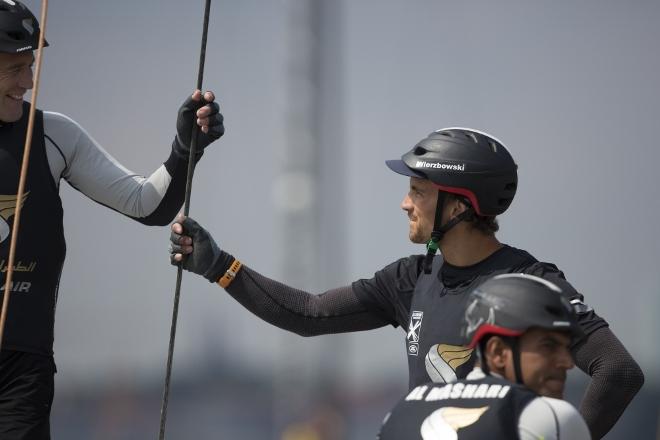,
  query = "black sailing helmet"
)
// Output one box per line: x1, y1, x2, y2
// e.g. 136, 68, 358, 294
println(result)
0, 0, 48, 53
386, 127, 518, 216
461, 273, 582, 383
462, 273, 582, 348
387, 128, 518, 272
